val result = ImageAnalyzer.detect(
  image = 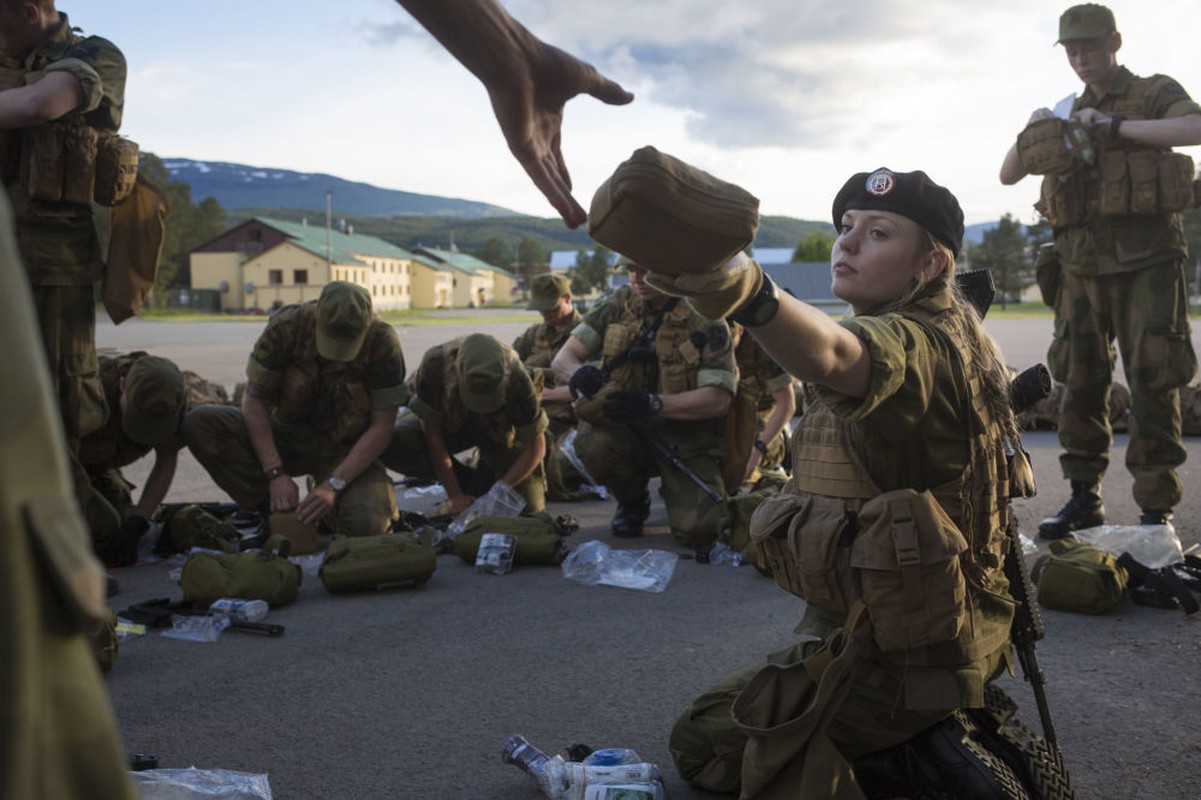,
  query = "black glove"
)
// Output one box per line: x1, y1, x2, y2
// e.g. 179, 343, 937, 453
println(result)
569, 365, 606, 399
99, 515, 151, 568
603, 390, 662, 423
